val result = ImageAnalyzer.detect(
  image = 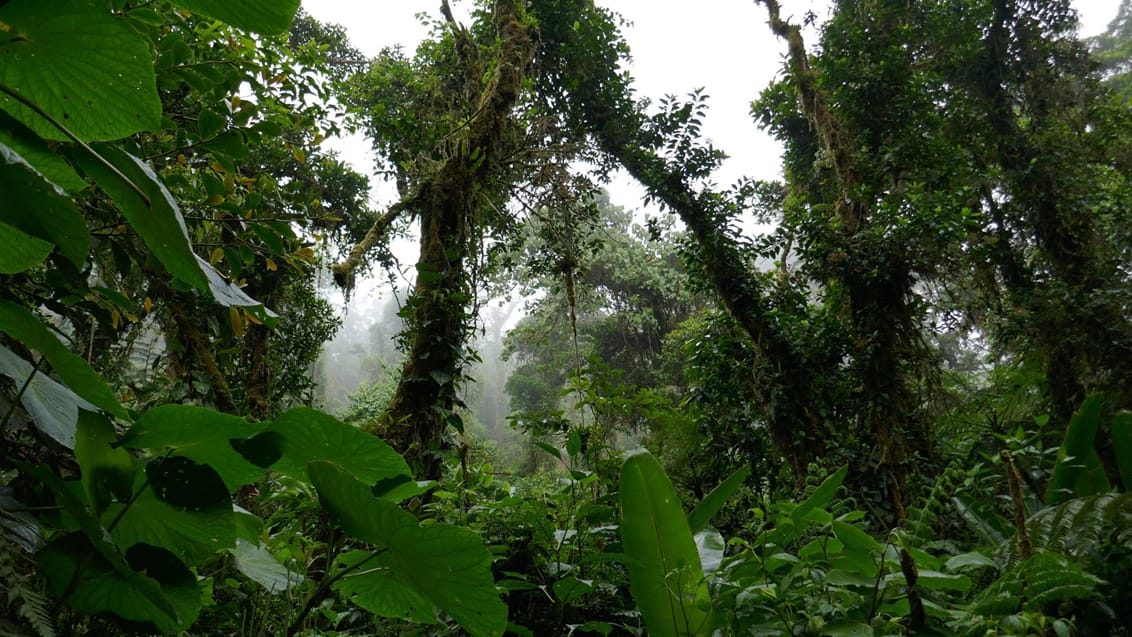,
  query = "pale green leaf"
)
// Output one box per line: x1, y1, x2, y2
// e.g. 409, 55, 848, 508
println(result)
0, 343, 95, 448
0, 300, 126, 419
822, 619, 874, 637
229, 539, 303, 593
